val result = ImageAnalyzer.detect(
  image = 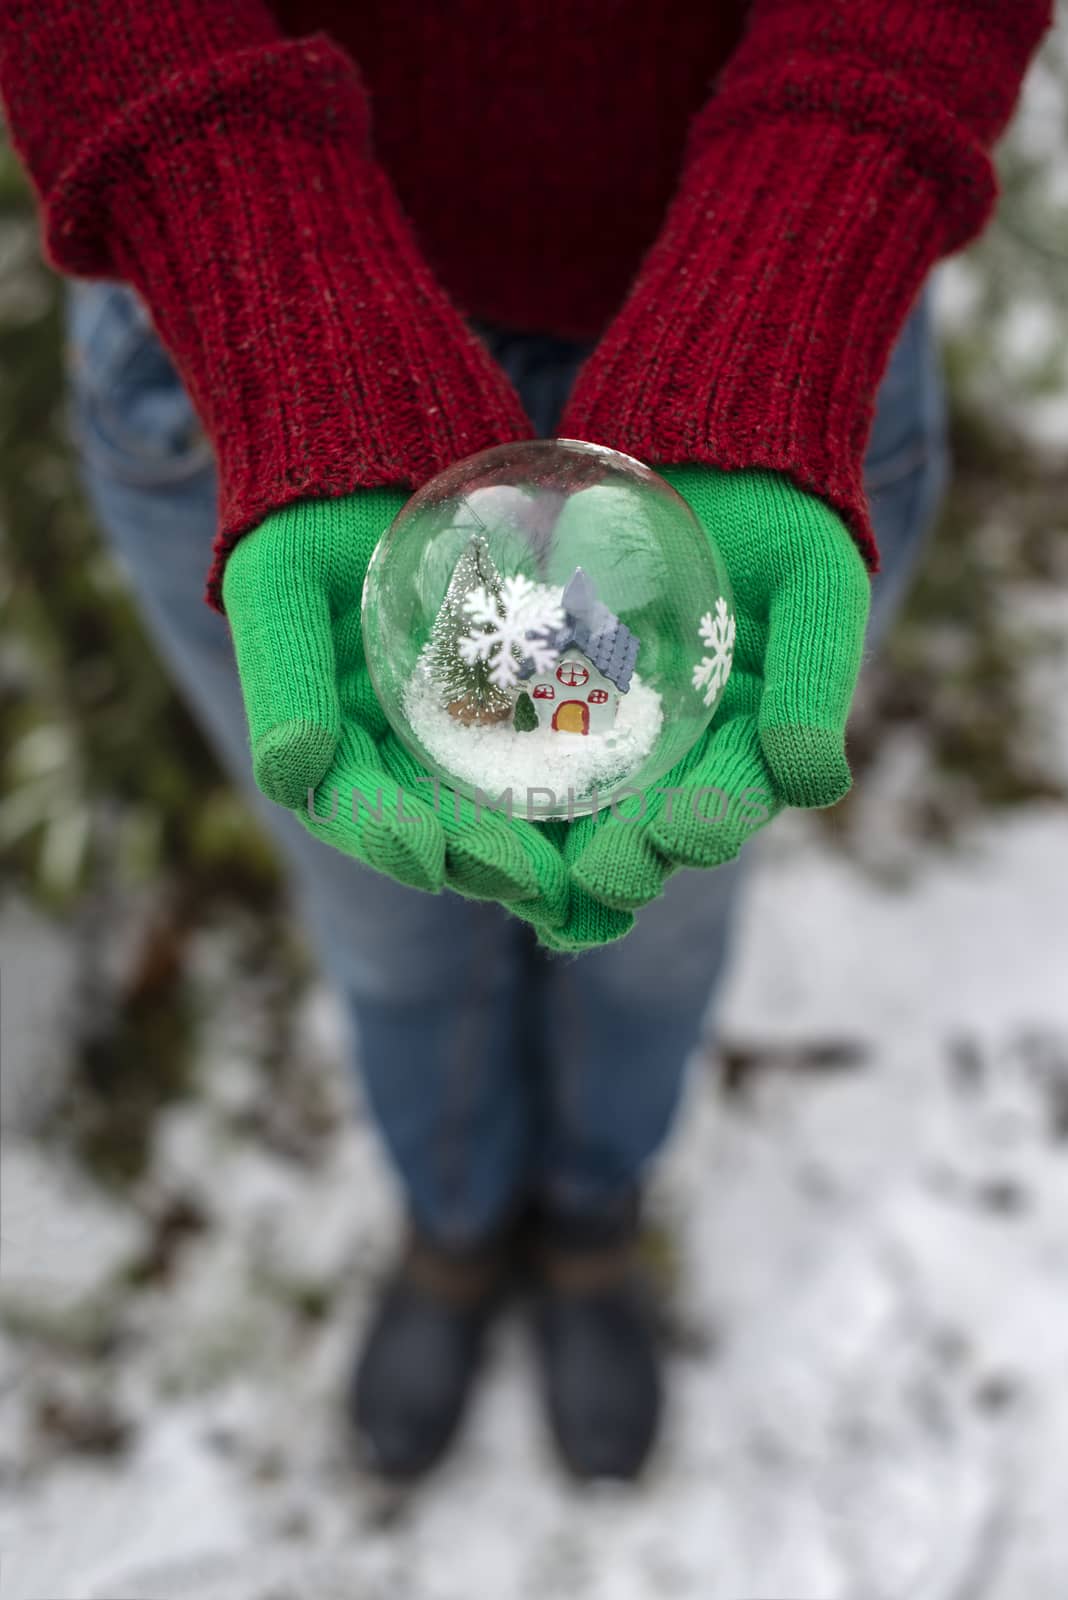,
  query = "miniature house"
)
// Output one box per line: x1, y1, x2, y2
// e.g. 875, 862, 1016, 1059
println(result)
518, 568, 639, 736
